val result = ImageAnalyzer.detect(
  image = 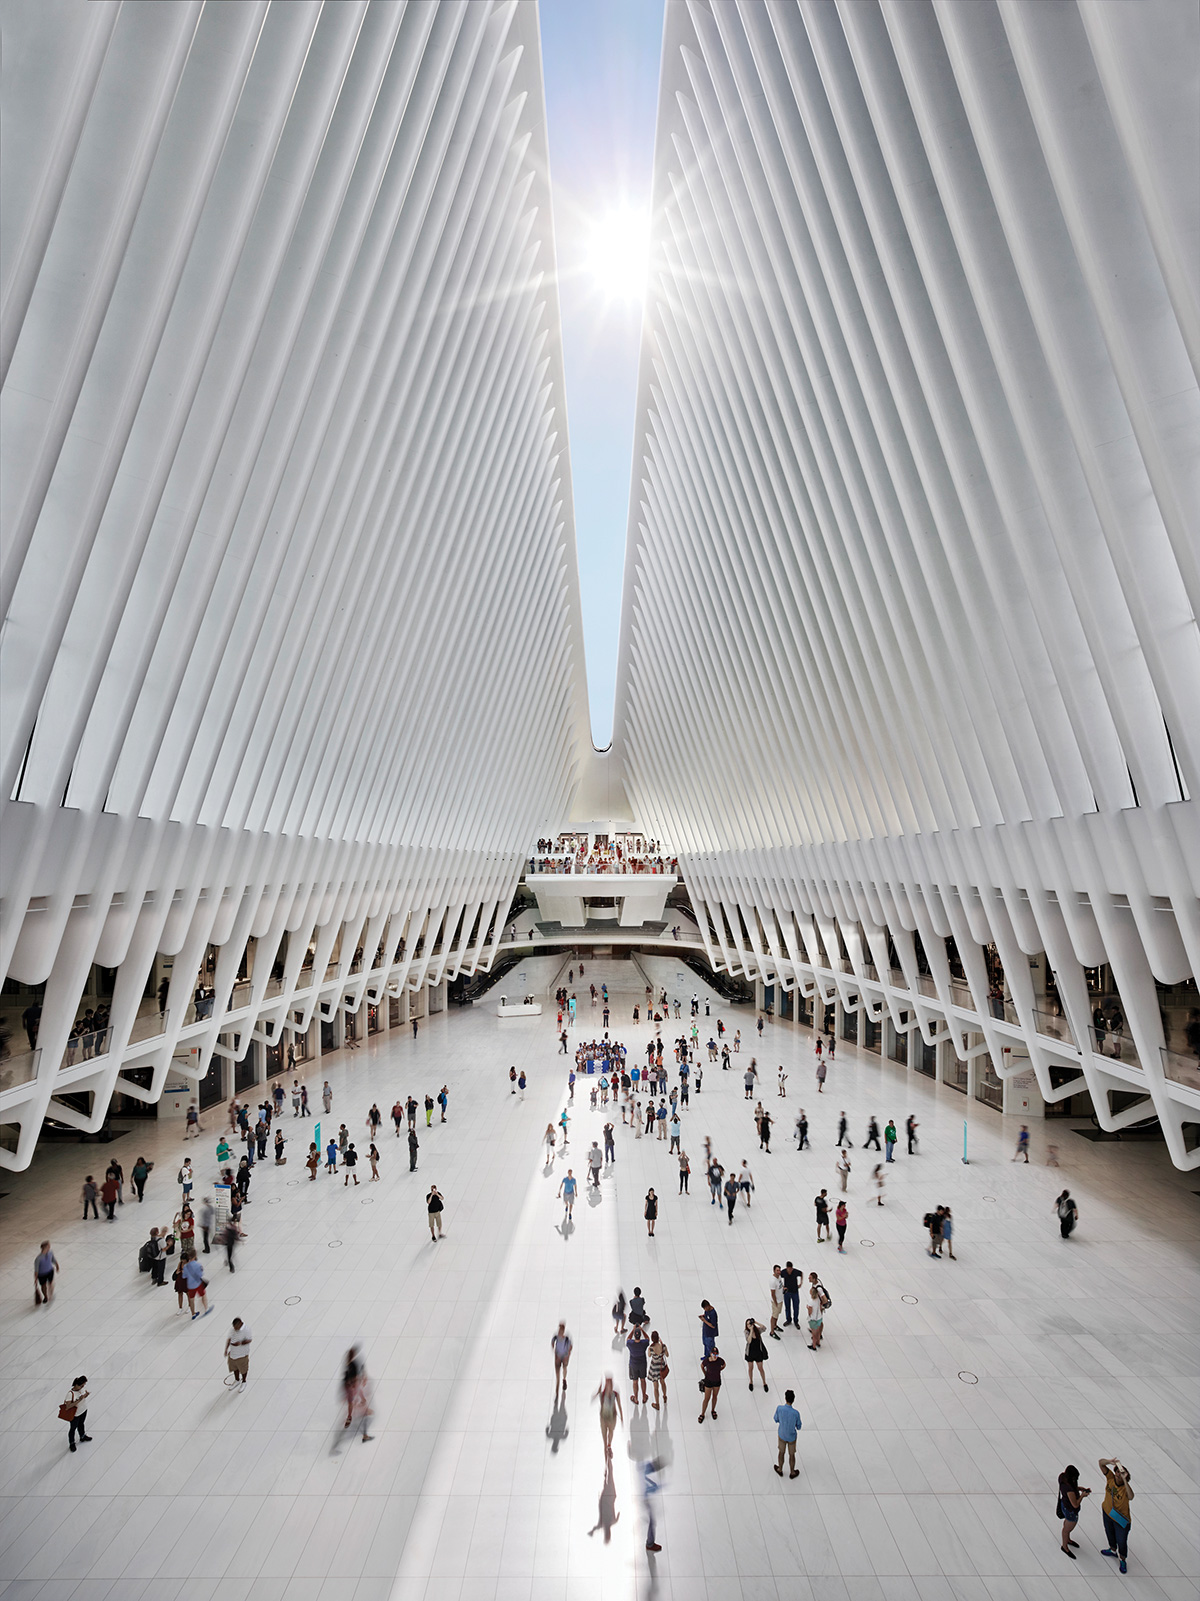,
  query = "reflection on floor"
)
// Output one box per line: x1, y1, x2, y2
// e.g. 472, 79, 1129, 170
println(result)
1, 955, 1197, 1601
